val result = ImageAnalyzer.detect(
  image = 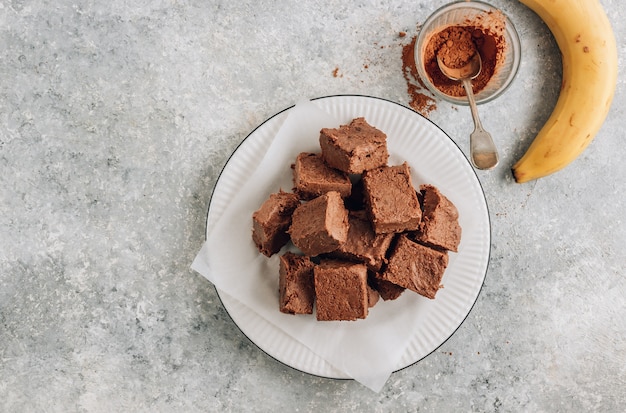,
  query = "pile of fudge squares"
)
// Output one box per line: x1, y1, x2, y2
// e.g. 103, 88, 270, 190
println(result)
251, 118, 461, 321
